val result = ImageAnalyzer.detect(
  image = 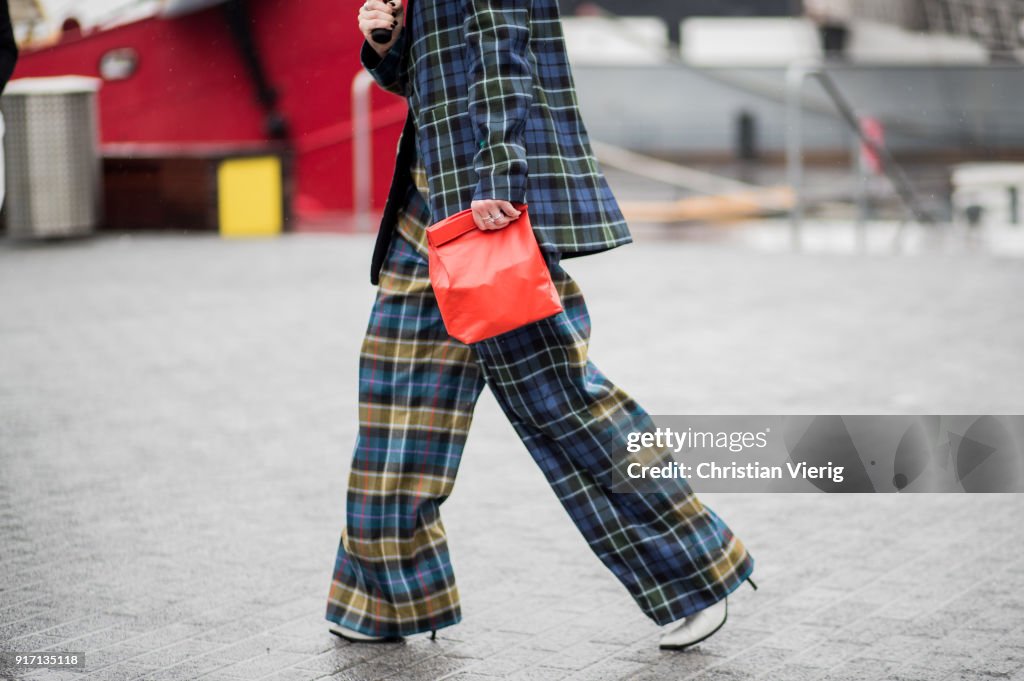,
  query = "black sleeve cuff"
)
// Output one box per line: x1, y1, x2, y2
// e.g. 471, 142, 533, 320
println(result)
361, 40, 385, 70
